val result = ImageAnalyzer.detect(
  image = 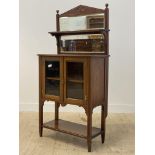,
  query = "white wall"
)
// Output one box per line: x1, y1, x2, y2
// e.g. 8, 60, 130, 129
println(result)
19, 0, 135, 113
